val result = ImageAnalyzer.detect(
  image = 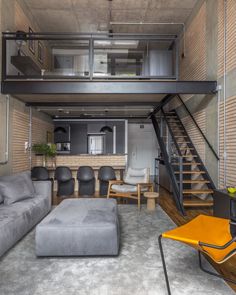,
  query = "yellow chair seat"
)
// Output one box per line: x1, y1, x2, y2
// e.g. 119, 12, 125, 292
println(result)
162, 215, 236, 263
